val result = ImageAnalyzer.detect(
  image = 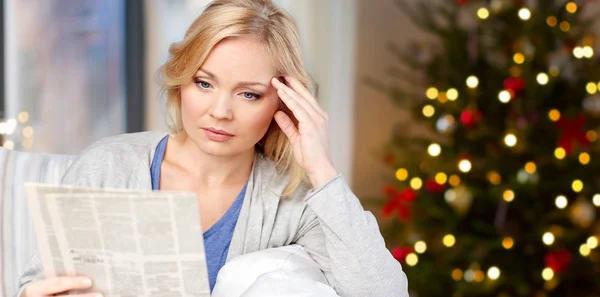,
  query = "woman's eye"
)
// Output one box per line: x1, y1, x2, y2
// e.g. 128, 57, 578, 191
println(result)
196, 80, 212, 89
243, 92, 261, 100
